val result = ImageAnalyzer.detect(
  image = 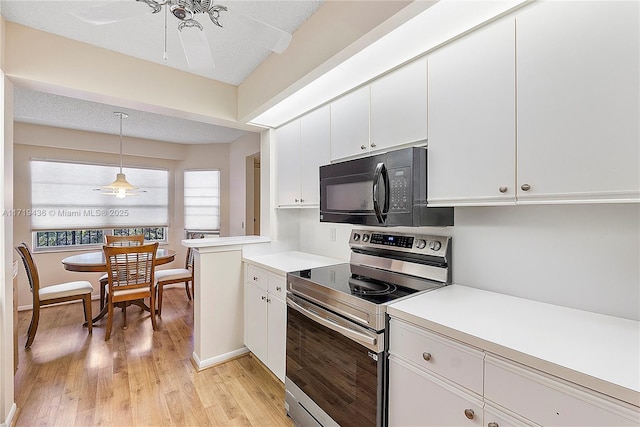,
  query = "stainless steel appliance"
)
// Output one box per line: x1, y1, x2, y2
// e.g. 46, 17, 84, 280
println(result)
319, 146, 454, 227
285, 229, 452, 426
